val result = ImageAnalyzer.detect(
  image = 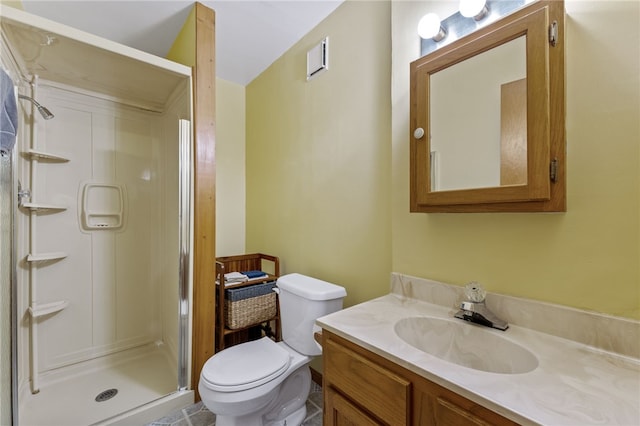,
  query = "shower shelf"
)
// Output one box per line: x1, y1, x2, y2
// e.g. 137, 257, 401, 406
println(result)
21, 202, 67, 212
25, 149, 70, 162
27, 252, 67, 262
28, 300, 69, 318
